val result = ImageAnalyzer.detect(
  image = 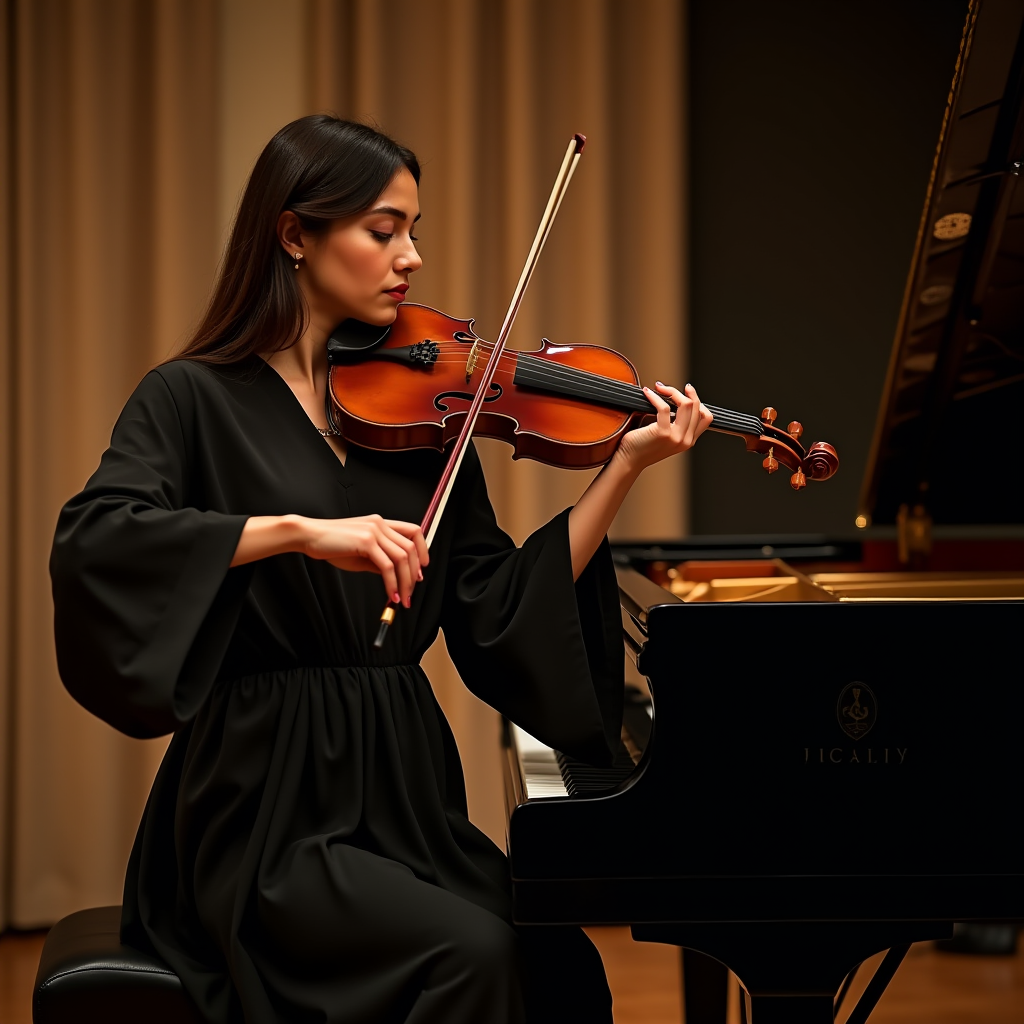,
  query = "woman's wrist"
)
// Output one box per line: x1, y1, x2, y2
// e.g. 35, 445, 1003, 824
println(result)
231, 514, 313, 567
277, 514, 315, 556
606, 445, 647, 481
